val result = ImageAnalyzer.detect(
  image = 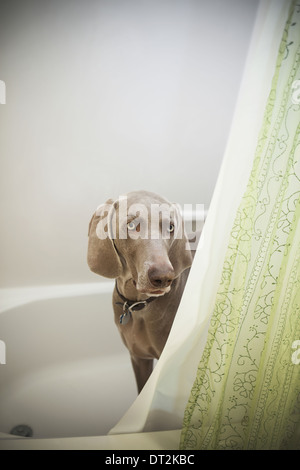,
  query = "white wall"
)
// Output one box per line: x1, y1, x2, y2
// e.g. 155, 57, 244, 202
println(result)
0, 0, 259, 287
